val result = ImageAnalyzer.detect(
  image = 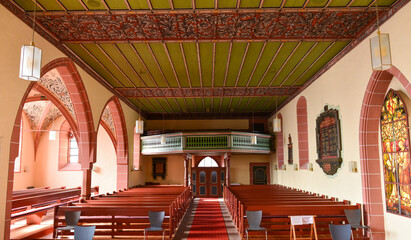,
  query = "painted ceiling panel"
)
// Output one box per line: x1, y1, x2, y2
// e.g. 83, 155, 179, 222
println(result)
199, 42, 213, 87
225, 42, 248, 87
149, 43, 179, 88
183, 43, 202, 87
270, 42, 316, 86
258, 42, 299, 87
132, 43, 168, 88
213, 43, 230, 87
4, 0, 402, 119
164, 43, 190, 88
247, 42, 282, 87
236, 42, 265, 87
